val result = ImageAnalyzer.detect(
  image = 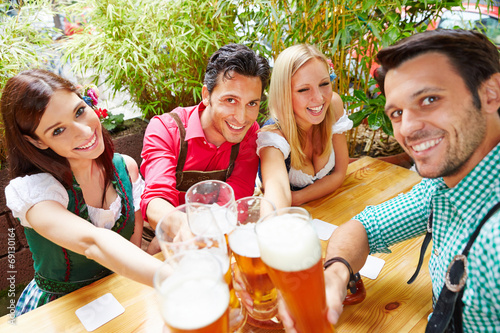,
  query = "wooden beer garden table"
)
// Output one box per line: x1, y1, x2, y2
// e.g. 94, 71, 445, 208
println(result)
0, 157, 432, 332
